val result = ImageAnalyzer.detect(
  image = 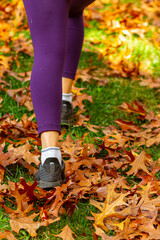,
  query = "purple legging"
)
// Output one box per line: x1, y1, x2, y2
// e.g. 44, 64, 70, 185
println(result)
22, 0, 95, 137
